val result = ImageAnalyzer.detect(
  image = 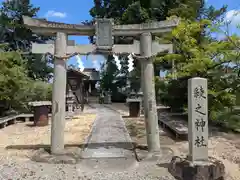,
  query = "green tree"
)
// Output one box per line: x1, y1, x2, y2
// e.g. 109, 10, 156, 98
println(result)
0, 46, 52, 115
90, 0, 206, 23
100, 55, 118, 92
159, 18, 239, 117
89, 0, 209, 93
89, 0, 239, 124
0, 0, 53, 81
